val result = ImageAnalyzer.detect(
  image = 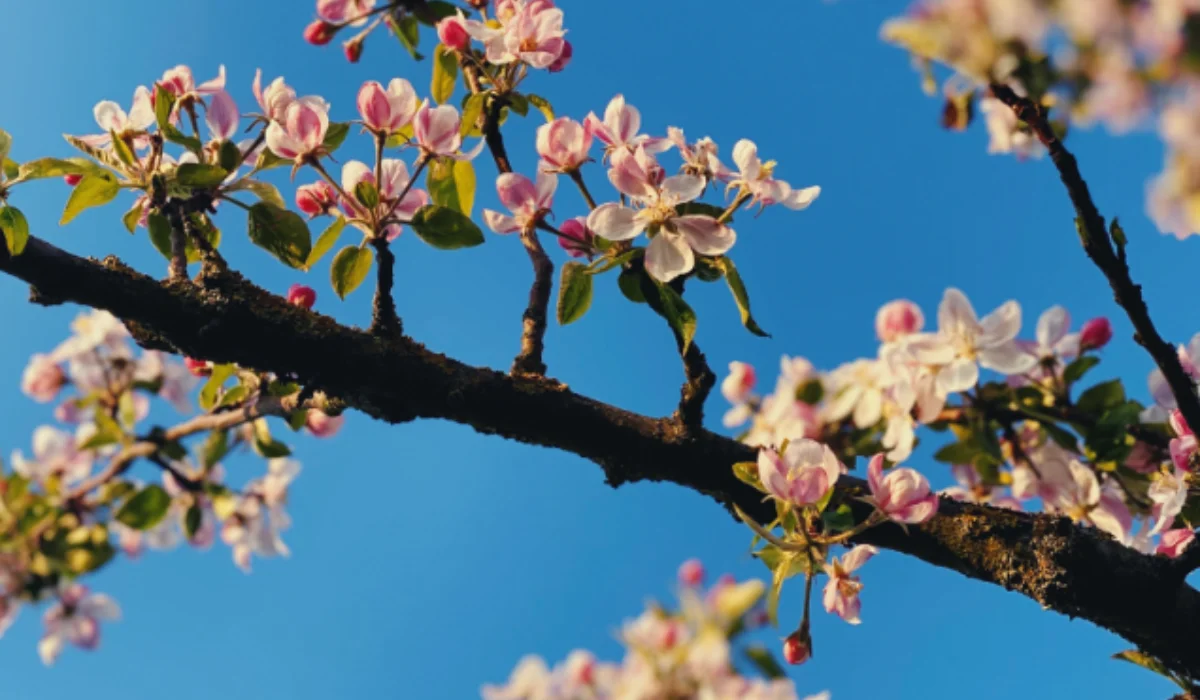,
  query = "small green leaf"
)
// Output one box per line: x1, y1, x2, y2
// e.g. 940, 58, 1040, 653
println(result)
229, 179, 286, 208
248, 202, 312, 268
410, 204, 485, 250
2, 158, 18, 180
1062, 356, 1101, 385
418, 1, 460, 23
254, 148, 290, 172
184, 504, 203, 539
175, 163, 229, 188
121, 201, 145, 233
0, 129, 11, 165
389, 14, 424, 60
154, 84, 175, 132
585, 249, 641, 276
198, 364, 237, 412
330, 245, 374, 299
217, 384, 249, 408
716, 257, 769, 337
218, 140, 242, 171
460, 93, 486, 137
109, 130, 137, 169
644, 278, 697, 353
821, 504, 856, 533
385, 123, 415, 148
0, 206, 30, 256
201, 430, 229, 469
15, 157, 103, 182
525, 94, 555, 122
426, 157, 476, 216
732, 461, 765, 492
355, 180, 380, 209
933, 441, 979, 464
432, 44, 459, 104
323, 122, 350, 153
676, 202, 728, 221
507, 93, 530, 117
306, 216, 347, 269
556, 261, 593, 325
1043, 421, 1080, 452
252, 420, 292, 458
1077, 379, 1126, 416
743, 645, 786, 680
617, 267, 647, 303
60, 173, 119, 225
115, 485, 172, 530
146, 212, 174, 259
1110, 218, 1128, 248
